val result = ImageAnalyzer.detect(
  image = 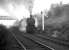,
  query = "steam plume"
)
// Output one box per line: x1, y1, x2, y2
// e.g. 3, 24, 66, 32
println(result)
0, 0, 34, 14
